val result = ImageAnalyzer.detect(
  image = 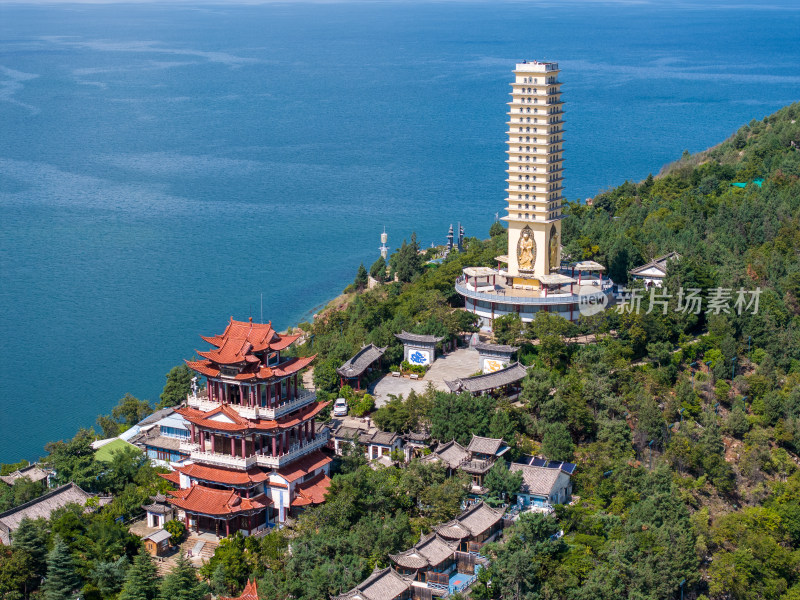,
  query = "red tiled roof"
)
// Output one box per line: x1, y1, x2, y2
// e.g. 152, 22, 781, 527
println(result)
175, 463, 269, 486
270, 356, 315, 377
159, 471, 181, 485
175, 401, 329, 433
193, 318, 307, 368
186, 354, 316, 383
291, 472, 331, 506
167, 485, 271, 516
269, 333, 301, 351
221, 579, 259, 600
185, 360, 221, 378
276, 450, 331, 483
